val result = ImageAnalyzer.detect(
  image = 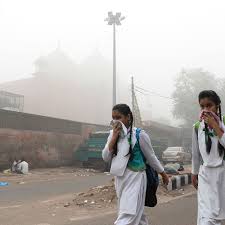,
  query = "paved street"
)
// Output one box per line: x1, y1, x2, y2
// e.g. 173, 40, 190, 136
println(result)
65, 194, 199, 225
0, 173, 111, 206
1, 170, 222, 225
